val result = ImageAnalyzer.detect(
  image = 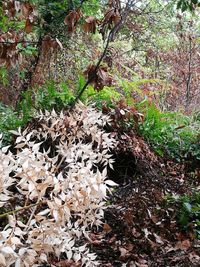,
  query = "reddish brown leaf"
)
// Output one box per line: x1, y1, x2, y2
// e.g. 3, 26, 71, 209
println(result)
83, 16, 97, 34
108, 235, 116, 244
104, 9, 115, 24
103, 223, 112, 233
103, 8, 121, 27
176, 239, 191, 250
21, 2, 33, 18
112, 9, 121, 25
151, 215, 159, 224
174, 124, 186, 130
24, 18, 33, 34
0, 43, 19, 67
41, 36, 60, 57
64, 9, 82, 33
